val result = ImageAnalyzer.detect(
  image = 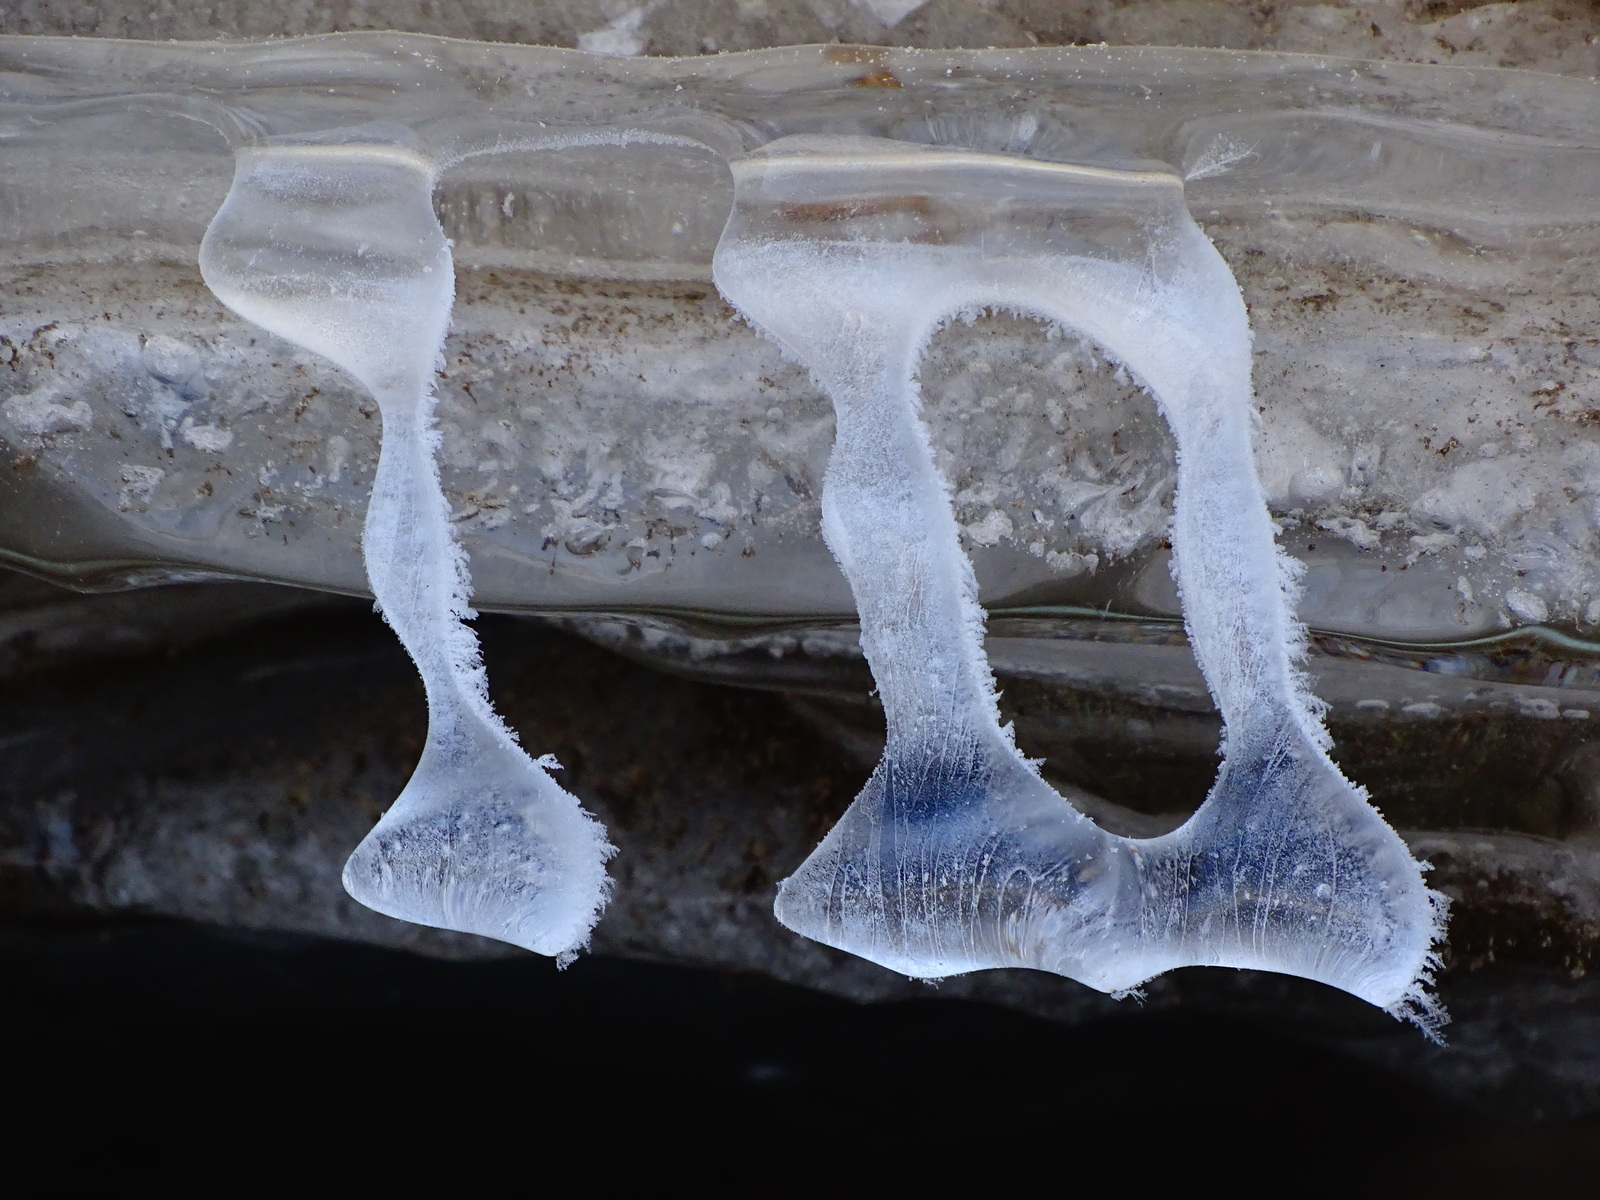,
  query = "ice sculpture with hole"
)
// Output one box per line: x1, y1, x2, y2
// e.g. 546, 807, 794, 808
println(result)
713, 135, 1445, 1033
194, 124, 1448, 1030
